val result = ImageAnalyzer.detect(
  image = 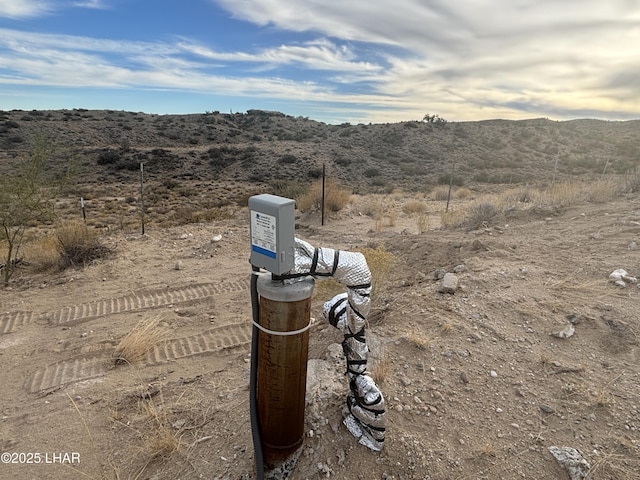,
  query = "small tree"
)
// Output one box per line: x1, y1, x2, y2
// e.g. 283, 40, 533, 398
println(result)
0, 135, 66, 285
423, 113, 448, 125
